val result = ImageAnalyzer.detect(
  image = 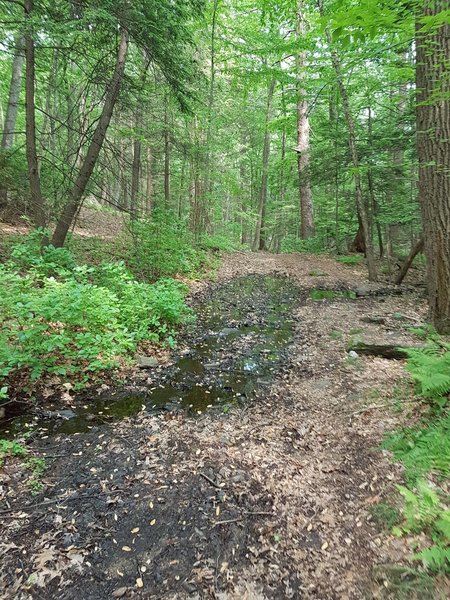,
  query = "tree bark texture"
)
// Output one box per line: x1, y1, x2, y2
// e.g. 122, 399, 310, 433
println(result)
51, 28, 129, 247
0, 34, 25, 211
24, 0, 46, 228
296, 1, 315, 239
416, 0, 450, 332
253, 77, 276, 252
